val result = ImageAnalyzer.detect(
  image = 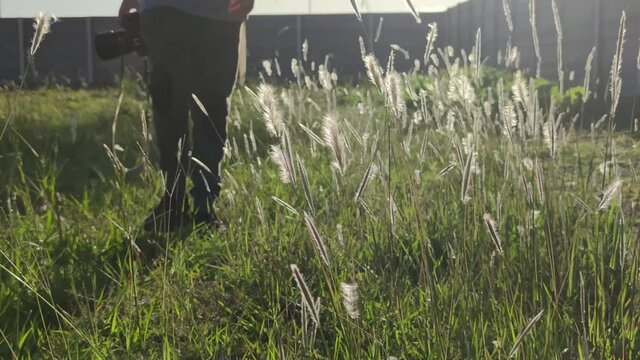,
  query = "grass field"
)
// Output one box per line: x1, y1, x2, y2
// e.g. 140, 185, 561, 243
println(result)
2, 16, 640, 359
